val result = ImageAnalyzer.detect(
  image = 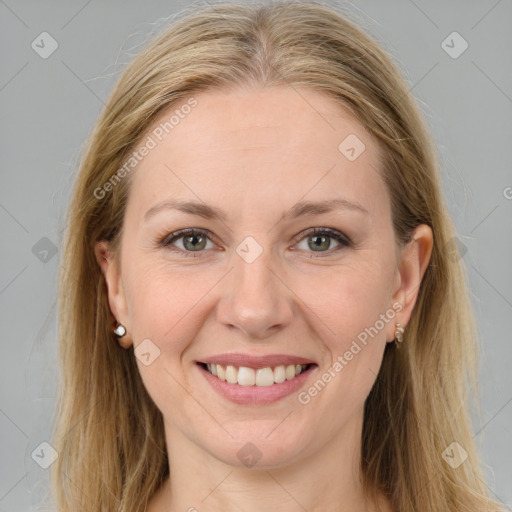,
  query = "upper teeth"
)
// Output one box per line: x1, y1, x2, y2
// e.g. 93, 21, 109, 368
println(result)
206, 363, 309, 386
